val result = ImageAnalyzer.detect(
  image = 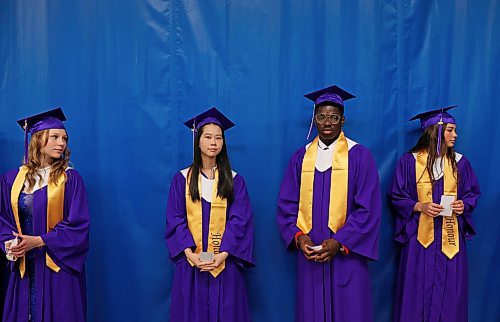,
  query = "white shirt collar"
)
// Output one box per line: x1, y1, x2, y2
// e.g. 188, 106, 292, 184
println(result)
318, 139, 333, 150
411, 152, 463, 180
23, 166, 52, 193
180, 168, 237, 202
307, 136, 358, 172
